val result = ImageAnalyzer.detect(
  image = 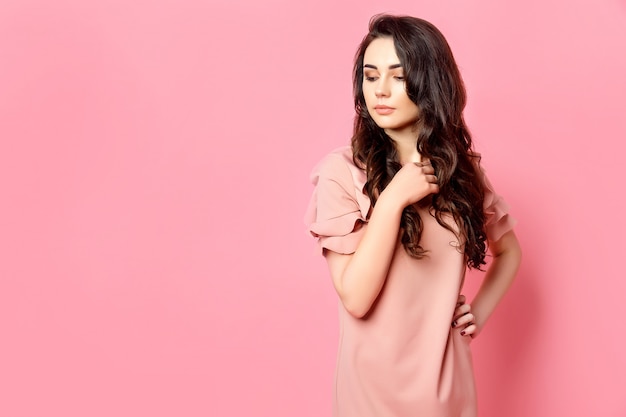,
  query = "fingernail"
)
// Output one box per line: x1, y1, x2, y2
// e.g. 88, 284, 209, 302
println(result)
460, 331, 466, 336
451, 321, 457, 327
